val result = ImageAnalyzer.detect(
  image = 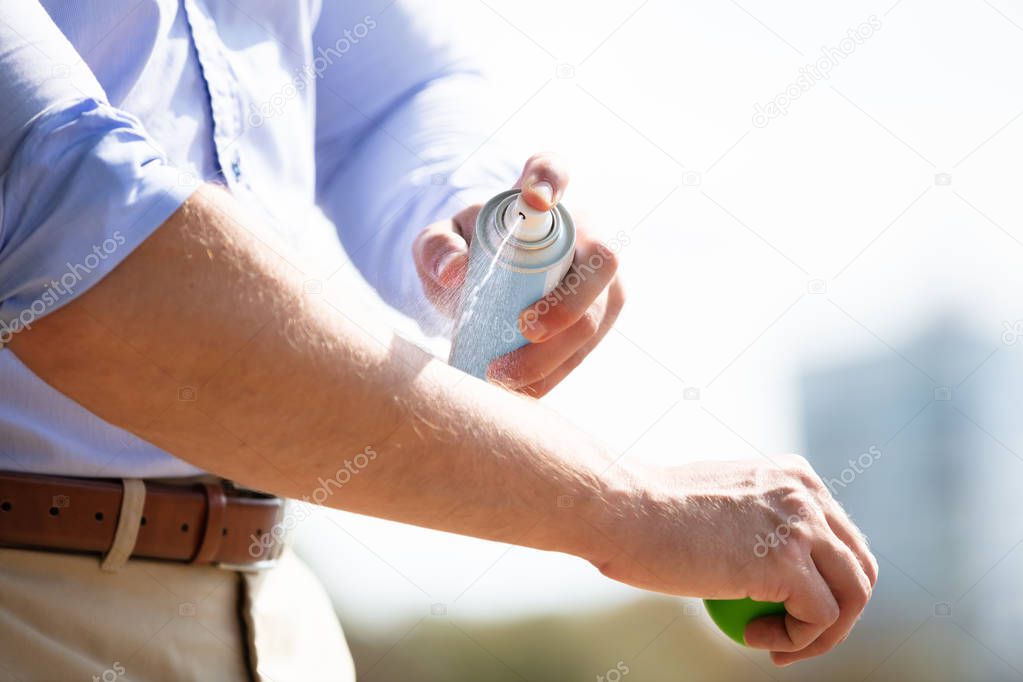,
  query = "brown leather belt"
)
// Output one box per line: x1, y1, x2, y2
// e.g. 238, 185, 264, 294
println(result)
0, 471, 285, 568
